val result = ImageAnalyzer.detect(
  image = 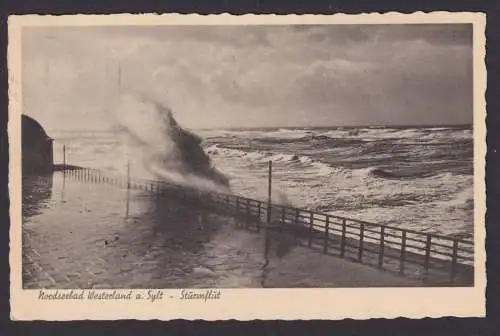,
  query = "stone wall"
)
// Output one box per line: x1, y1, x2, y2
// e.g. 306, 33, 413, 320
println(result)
22, 115, 53, 175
